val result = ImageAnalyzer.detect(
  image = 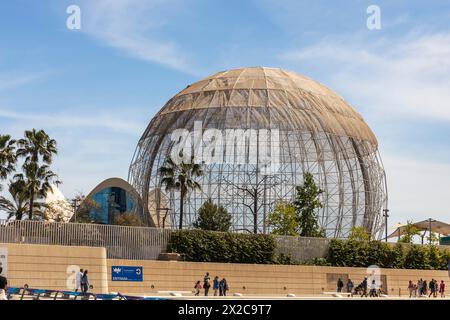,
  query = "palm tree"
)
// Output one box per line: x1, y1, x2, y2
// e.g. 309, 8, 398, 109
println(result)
159, 156, 203, 229
0, 134, 16, 190
16, 129, 59, 220
0, 179, 43, 220
15, 163, 60, 220
17, 129, 57, 165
